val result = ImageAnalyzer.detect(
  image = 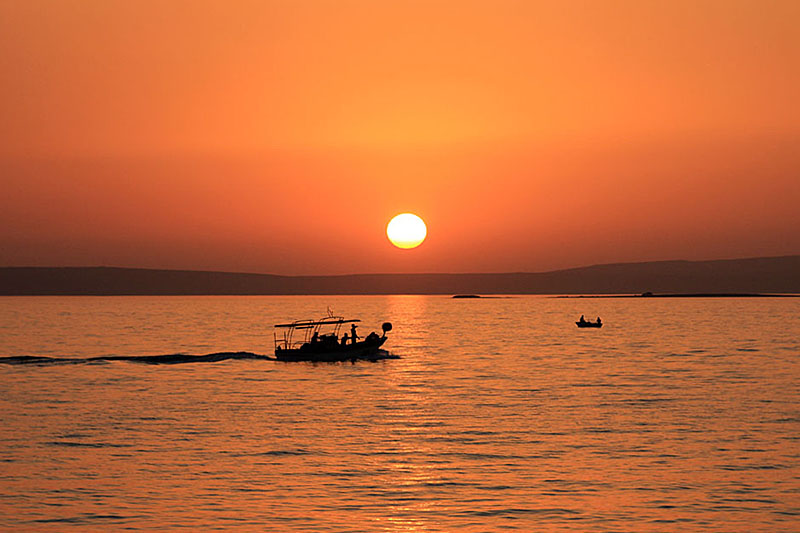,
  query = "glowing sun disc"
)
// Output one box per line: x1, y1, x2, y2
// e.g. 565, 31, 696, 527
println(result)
387, 213, 427, 249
